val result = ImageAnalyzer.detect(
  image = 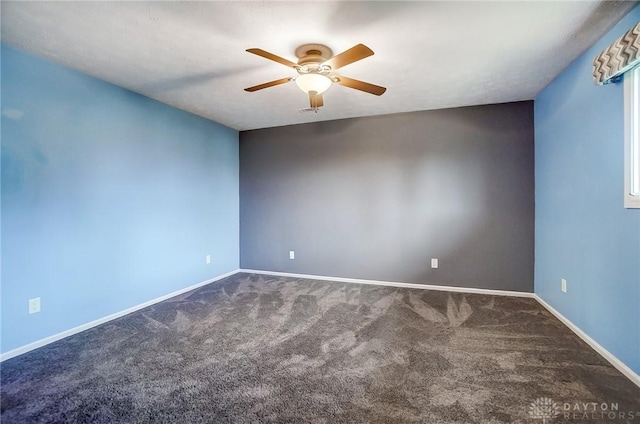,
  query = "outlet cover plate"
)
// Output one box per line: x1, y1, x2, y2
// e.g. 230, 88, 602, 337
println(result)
28, 297, 41, 314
